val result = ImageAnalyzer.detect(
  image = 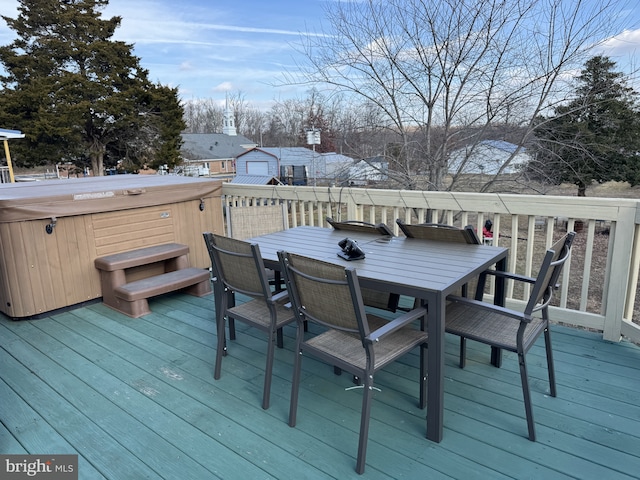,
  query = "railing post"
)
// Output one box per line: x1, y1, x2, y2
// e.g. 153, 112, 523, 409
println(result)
601, 204, 638, 341
346, 188, 358, 220
625, 223, 640, 321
